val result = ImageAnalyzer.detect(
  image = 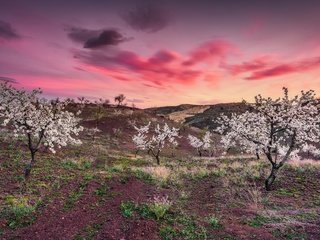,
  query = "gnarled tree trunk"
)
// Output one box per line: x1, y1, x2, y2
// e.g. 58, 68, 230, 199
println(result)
25, 150, 36, 178
265, 164, 281, 191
